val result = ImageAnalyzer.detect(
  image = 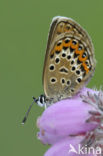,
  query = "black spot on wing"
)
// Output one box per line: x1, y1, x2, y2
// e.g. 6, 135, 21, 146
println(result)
60, 68, 68, 73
